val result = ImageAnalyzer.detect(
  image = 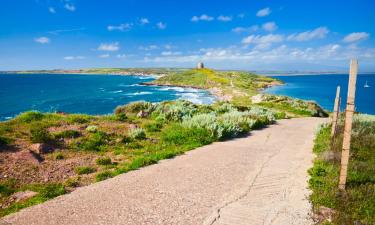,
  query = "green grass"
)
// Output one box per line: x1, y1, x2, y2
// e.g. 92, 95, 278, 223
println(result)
74, 166, 96, 175
0, 183, 66, 217
96, 157, 112, 166
309, 117, 375, 224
